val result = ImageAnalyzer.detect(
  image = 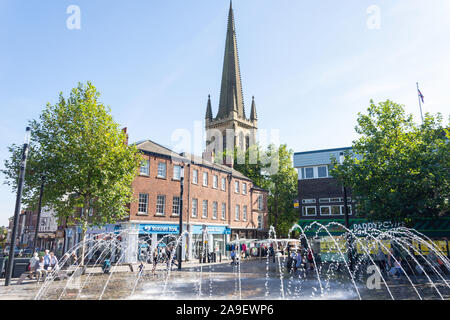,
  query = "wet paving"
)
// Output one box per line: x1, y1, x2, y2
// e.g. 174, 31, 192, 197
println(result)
1, 259, 449, 300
